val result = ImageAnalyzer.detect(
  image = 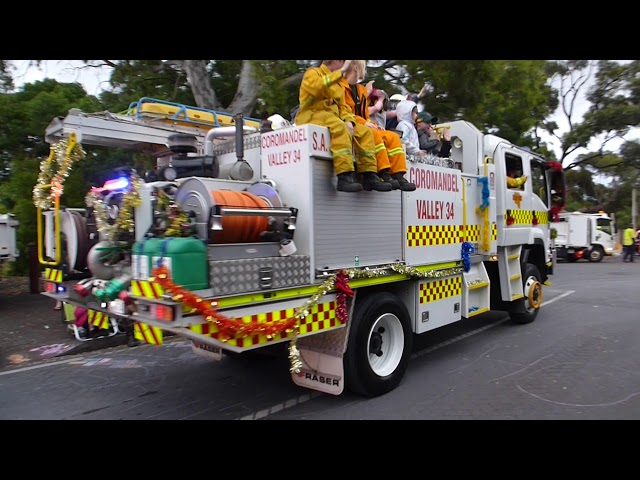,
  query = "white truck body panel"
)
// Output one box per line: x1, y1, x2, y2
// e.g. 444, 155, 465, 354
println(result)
0, 214, 19, 261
